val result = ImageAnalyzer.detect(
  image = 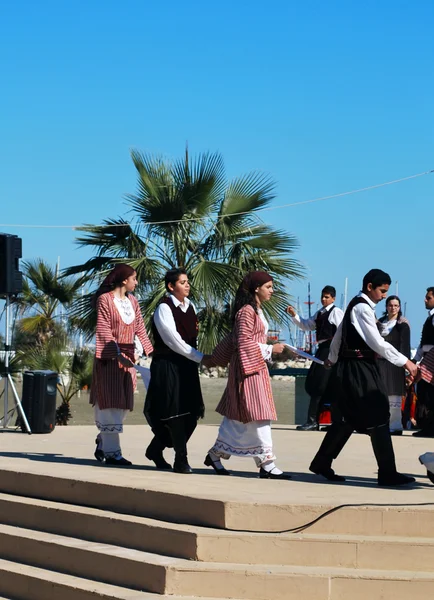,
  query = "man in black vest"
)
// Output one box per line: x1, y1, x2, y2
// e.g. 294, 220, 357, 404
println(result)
413, 287, 434, 437
308, 269, 418, 486
287, 286, 344, 430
